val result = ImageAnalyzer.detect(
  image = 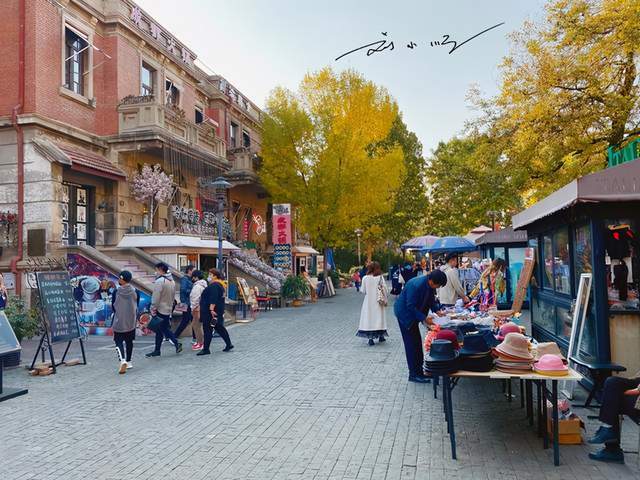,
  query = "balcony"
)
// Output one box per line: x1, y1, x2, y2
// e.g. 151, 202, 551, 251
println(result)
116, 95, 227, 160
226, 146, 262, 185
